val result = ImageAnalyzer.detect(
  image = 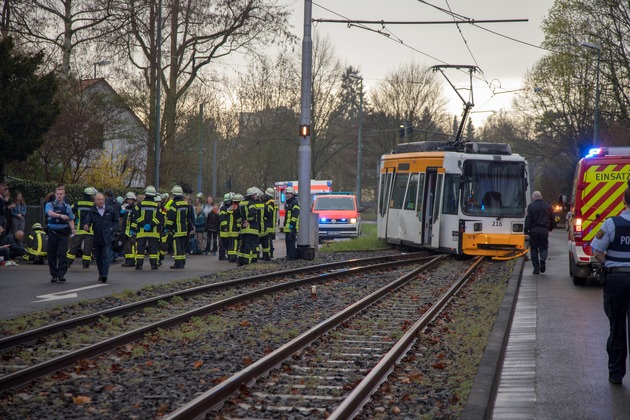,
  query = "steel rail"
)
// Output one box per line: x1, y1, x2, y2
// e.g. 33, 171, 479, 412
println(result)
0, 254, 431, 392
164, 255, 447, 420
0, 253, 428, 351
328, 256, 485, 419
